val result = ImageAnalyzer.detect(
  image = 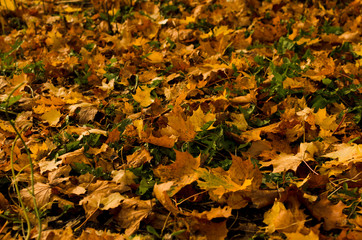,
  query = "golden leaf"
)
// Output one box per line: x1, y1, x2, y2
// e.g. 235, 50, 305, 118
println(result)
0, 0, 15, 11
226, 113, 248, 131
132, 86, 155, 107
41, 109, 61, 126
146, 52, 163, 63
189, 106, 216, 131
